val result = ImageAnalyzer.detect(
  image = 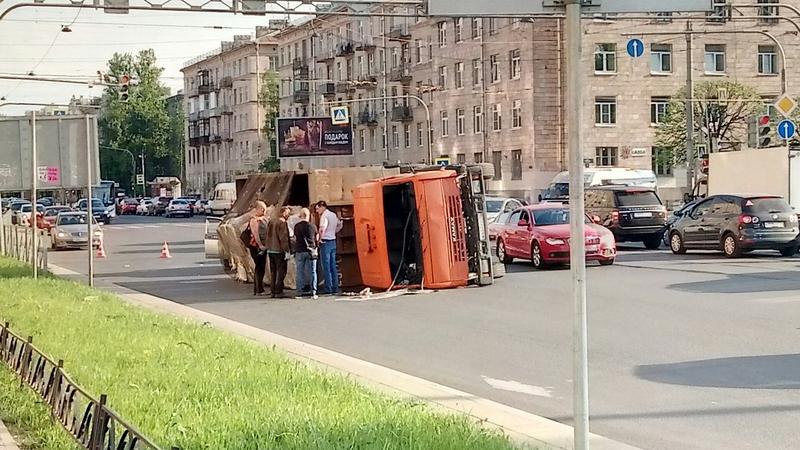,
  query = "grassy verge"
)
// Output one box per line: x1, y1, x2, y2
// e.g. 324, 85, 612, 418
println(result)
0, 257, 516, 450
